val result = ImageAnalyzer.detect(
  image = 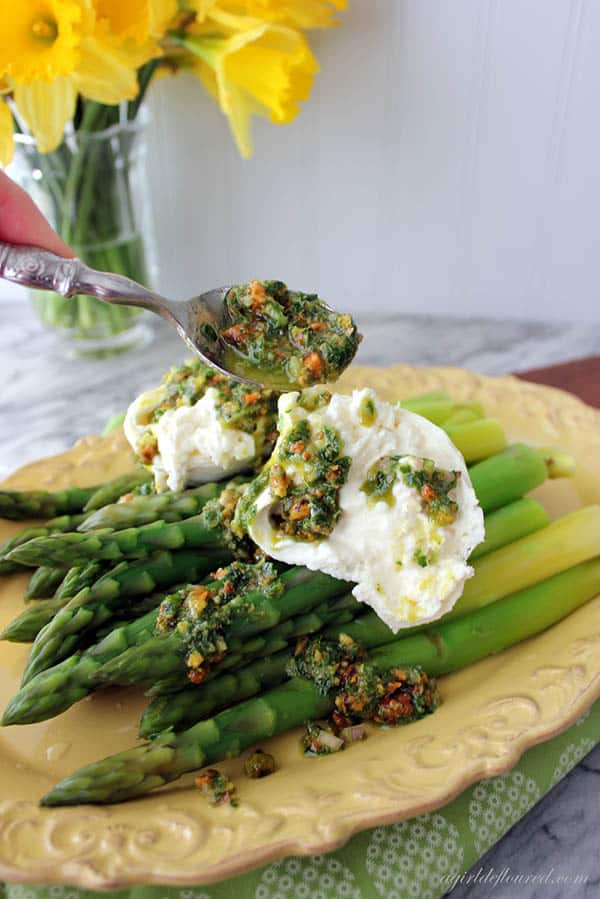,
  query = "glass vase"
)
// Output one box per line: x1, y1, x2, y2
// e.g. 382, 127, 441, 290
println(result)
10, 113, 155, 356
